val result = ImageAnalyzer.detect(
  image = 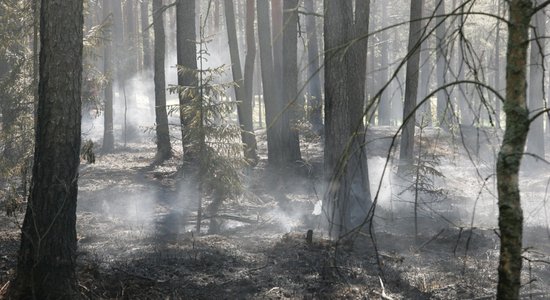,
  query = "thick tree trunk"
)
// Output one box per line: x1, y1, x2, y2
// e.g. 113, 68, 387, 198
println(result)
304, 0, 323, 133
141, 0, 152, 70
526, 2, 545, 164
8, 0, 83, 298
282, 0, 302, 163
176, 0, 197, 159
224, 0, 258, 164
399, 0, 423, 170
153, 0, 172, 163
496, 0, 531, 298
257, 0, 282, 164
102, 0, 115, 153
